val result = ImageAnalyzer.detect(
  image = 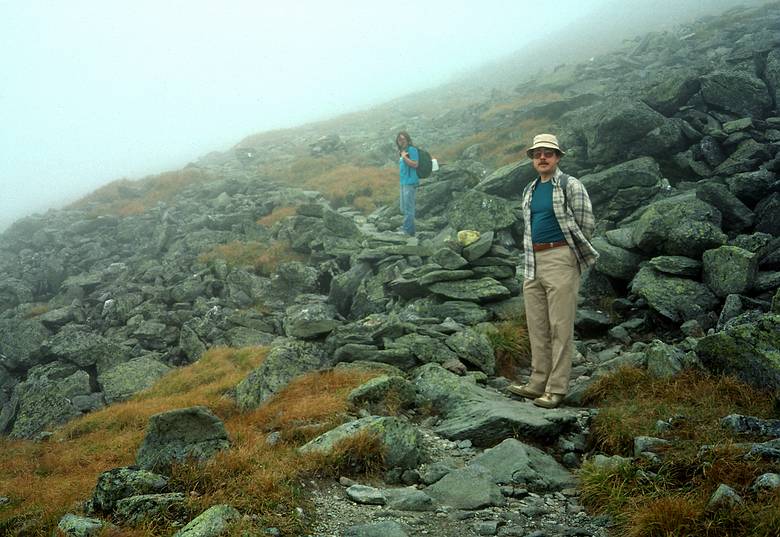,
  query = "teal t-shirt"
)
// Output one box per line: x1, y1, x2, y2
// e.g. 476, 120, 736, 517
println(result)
530, 180, 565, 243
399, 145, 419, 186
